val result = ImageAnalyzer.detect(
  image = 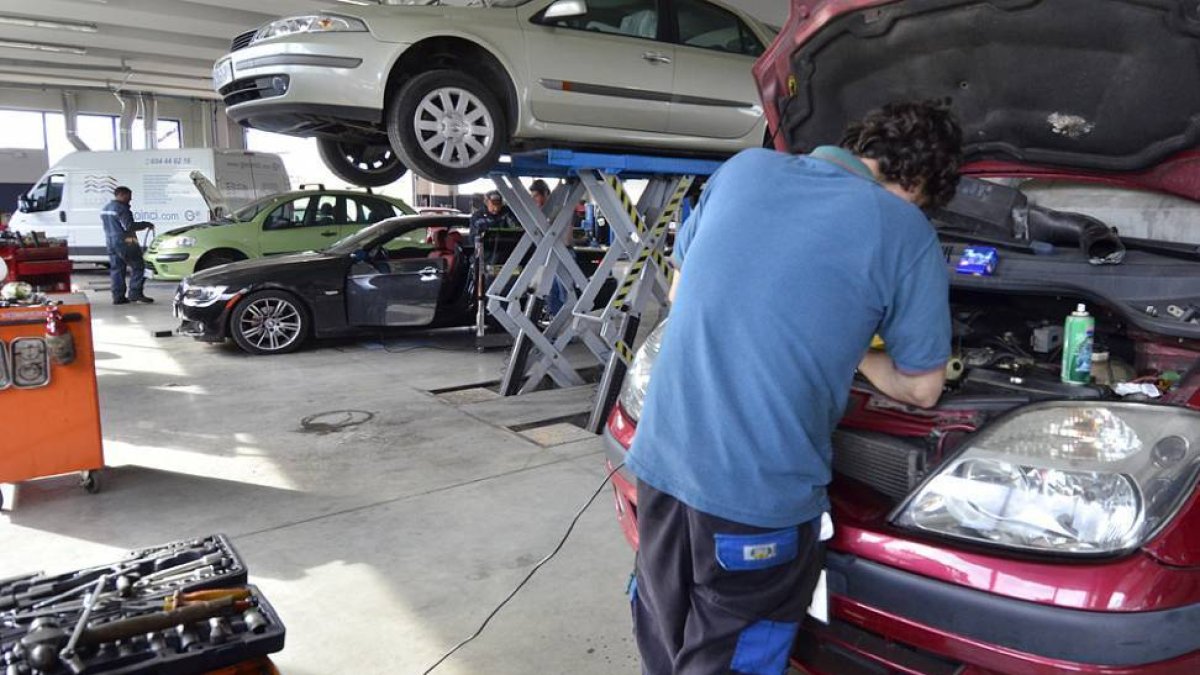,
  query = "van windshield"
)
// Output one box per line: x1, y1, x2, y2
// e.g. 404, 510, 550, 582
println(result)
21, 174, 64, 213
